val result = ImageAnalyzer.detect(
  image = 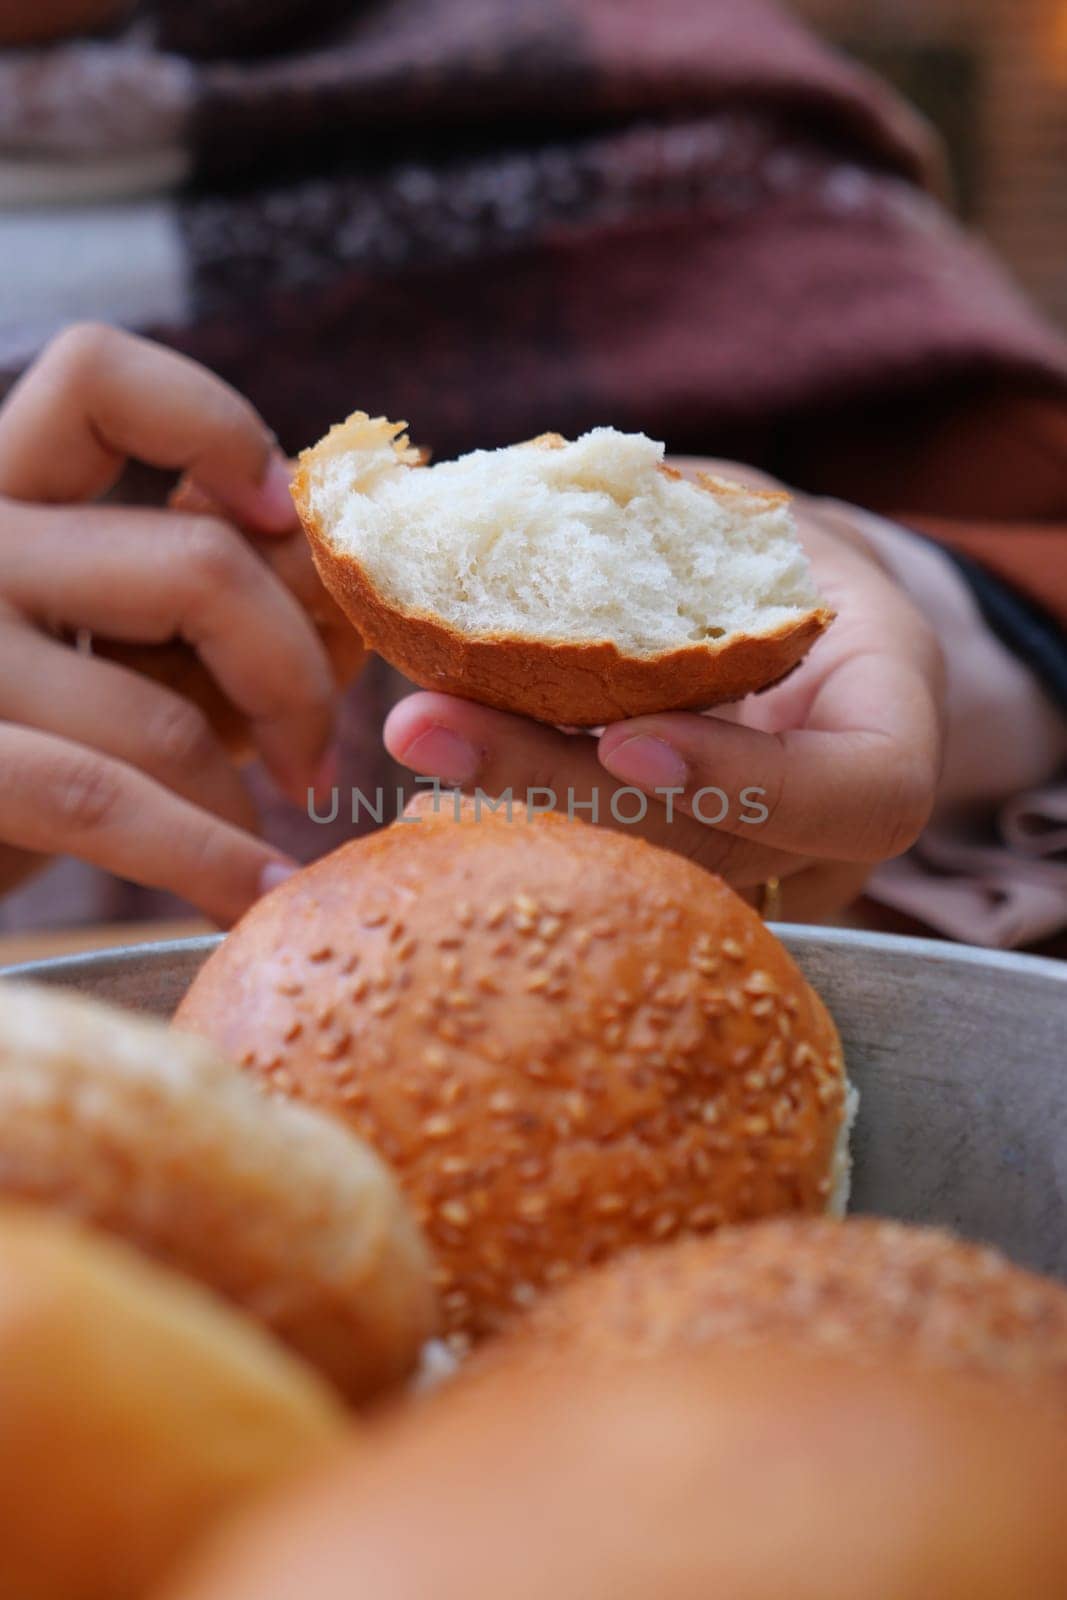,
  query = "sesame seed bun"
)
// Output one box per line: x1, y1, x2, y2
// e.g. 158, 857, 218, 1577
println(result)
0, 1204, 344, 1600
0, 982, 435, 1402
293, 417, 833, 726
98, 471, 366, 758
473, 1217, 1067, 1403
174, 805, 850, 1348
163, 1349, 1067, 1600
